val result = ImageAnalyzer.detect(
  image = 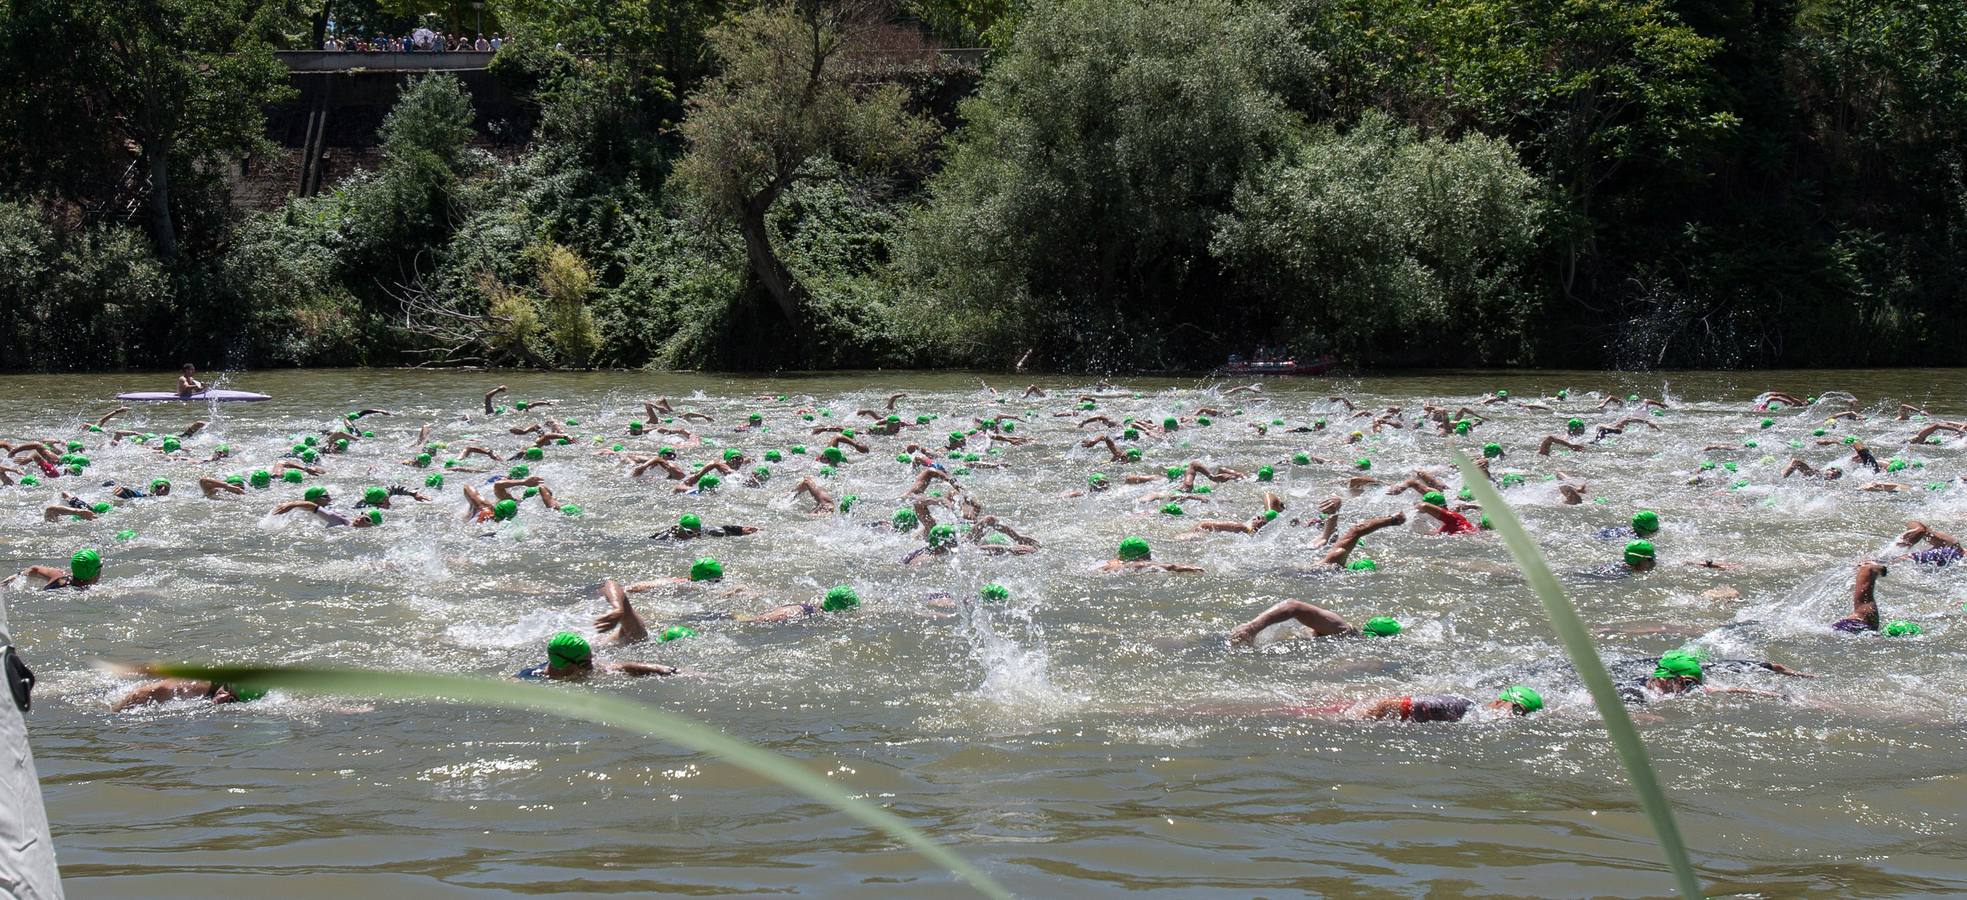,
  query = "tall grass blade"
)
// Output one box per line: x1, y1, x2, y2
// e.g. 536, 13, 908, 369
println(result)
148, 663, 1014, 900
1452, 453, 1703, 900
